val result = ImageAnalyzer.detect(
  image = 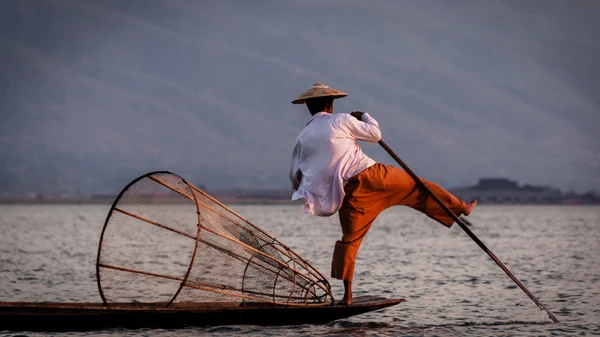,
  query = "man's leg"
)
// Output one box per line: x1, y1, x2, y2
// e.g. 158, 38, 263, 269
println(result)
332, 221, 376, 305
331, 222, 371, 305
406, 177, 474, 227
332, 173, 387, 305
376, 164, 474, 227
